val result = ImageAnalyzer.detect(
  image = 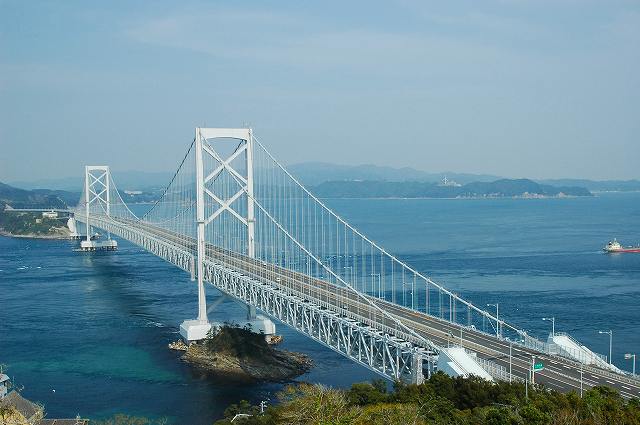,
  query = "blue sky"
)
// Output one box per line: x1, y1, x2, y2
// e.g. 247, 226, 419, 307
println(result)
1, 0, 639, 182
